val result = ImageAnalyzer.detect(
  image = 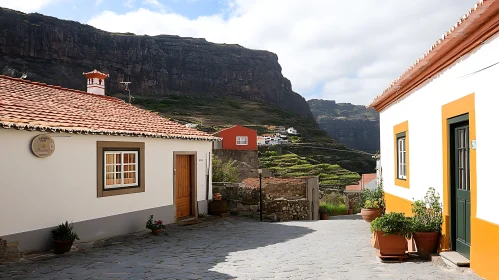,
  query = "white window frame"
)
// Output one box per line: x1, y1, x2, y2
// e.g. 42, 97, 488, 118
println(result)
236, 136, 248, 146
104, 151, 139, 189
397, 137, 406, 179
